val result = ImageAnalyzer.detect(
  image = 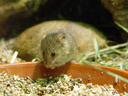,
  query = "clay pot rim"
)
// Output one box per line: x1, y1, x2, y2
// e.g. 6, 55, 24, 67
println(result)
1, 61, 127, 74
